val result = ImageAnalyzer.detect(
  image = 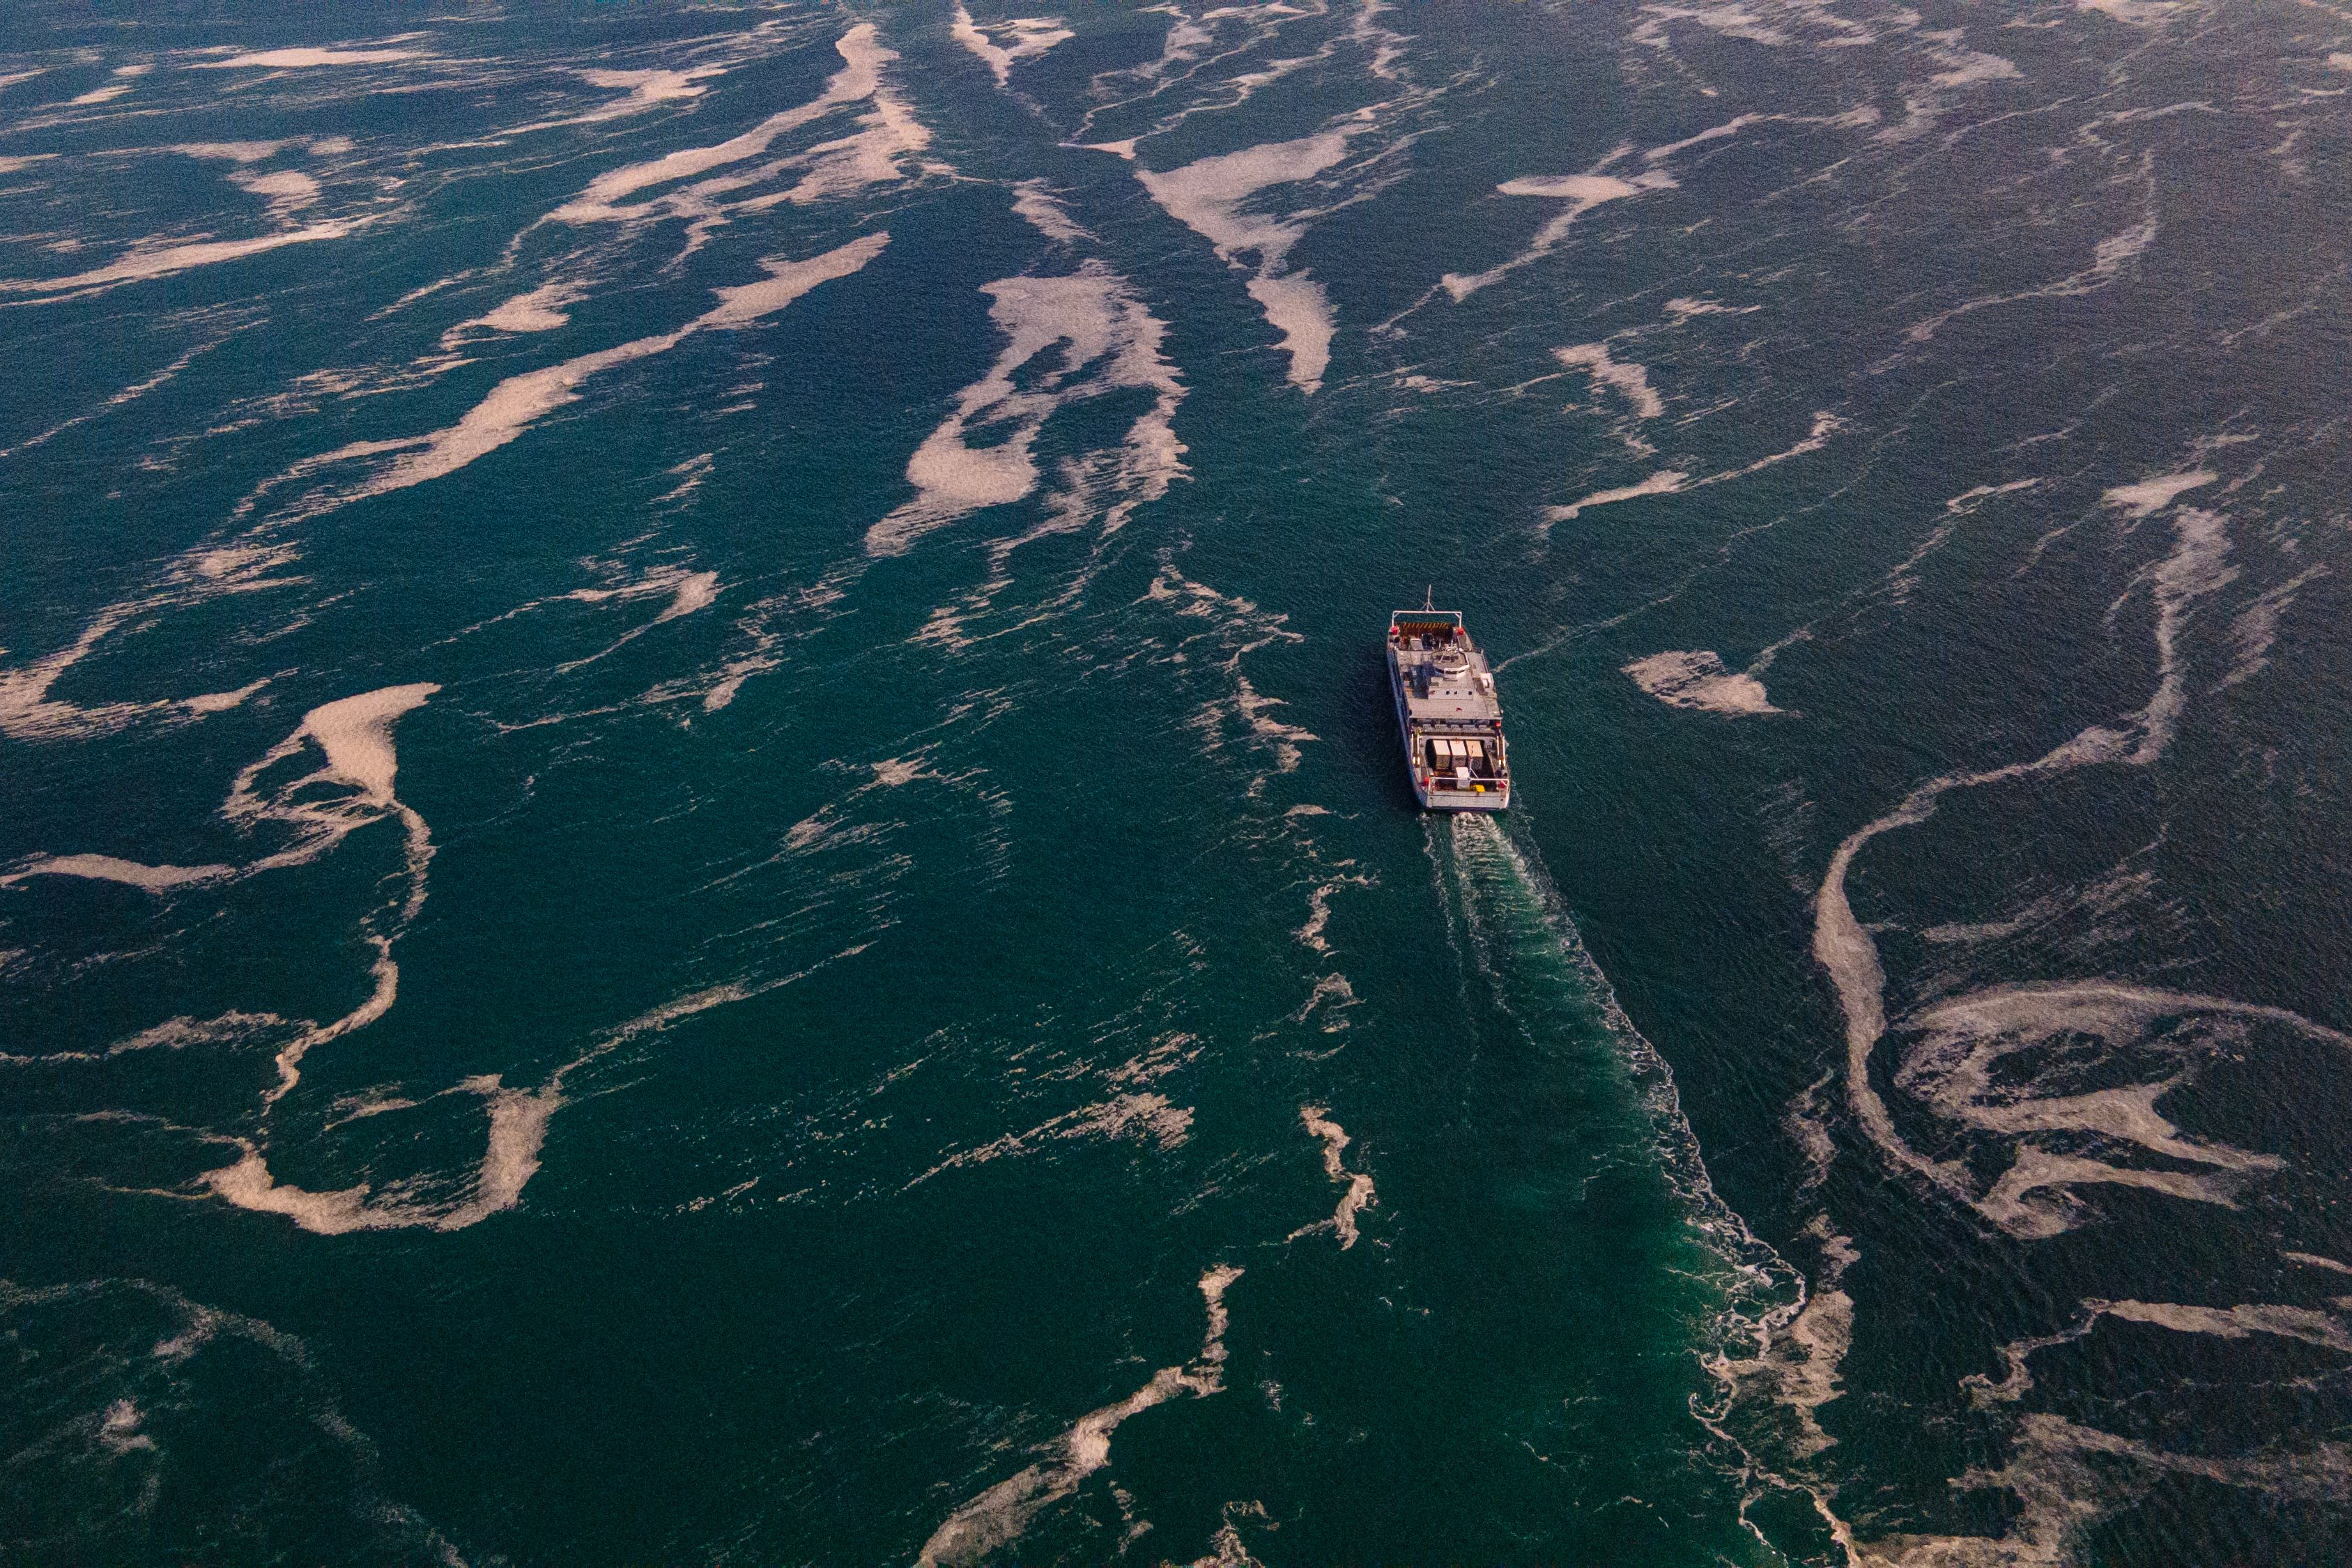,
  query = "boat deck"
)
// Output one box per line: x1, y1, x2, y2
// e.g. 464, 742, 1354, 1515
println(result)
1388, 610, 1510, 810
